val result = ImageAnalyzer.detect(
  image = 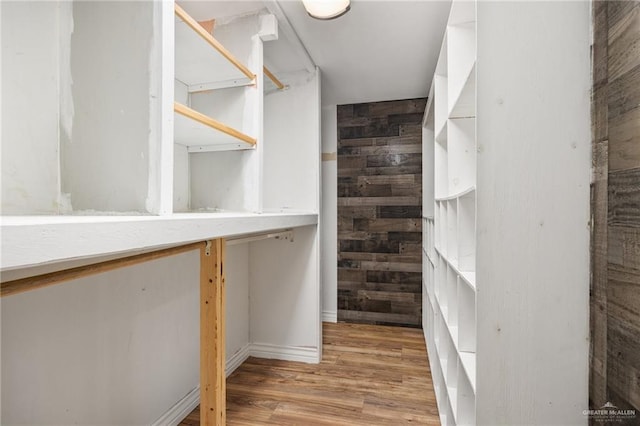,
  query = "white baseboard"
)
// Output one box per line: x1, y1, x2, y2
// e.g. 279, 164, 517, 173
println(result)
152, 343, 250, 426
322, 310, 337, 323
151, 386, 200, 426
250, 342, 320, 364
226, 343, 251, 377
